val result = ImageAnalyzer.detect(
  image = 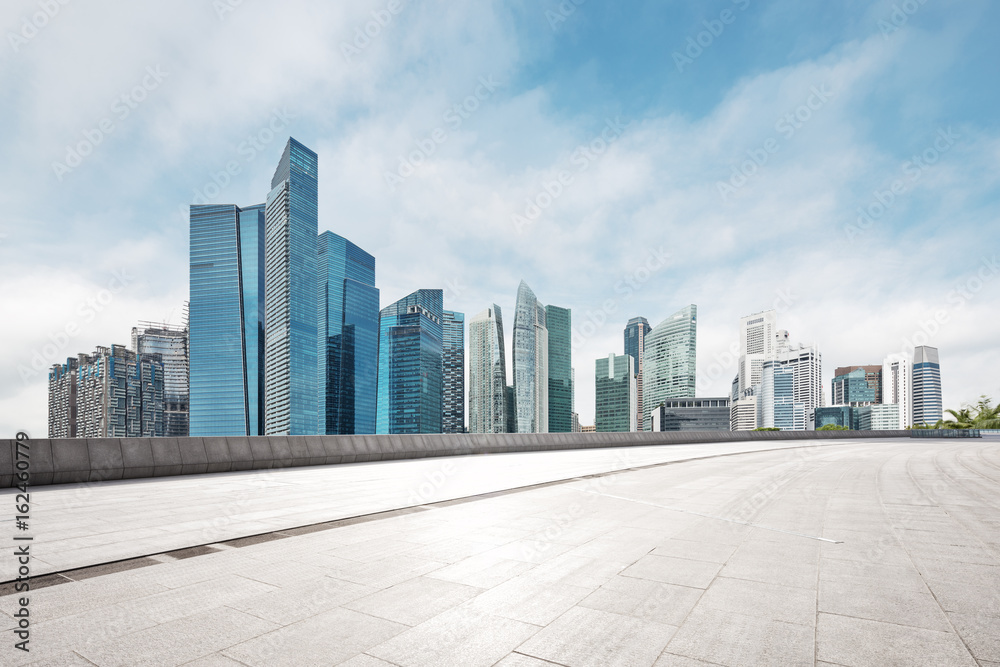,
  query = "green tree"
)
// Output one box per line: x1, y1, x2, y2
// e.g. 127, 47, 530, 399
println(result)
818, 424, 849, 431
